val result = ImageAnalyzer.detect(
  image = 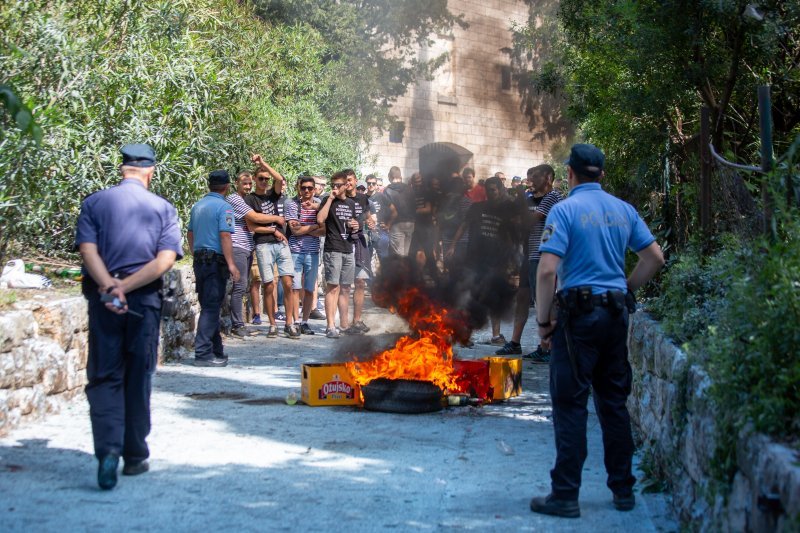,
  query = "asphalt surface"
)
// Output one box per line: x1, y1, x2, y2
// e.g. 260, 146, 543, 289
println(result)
0, 304, 677, 532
